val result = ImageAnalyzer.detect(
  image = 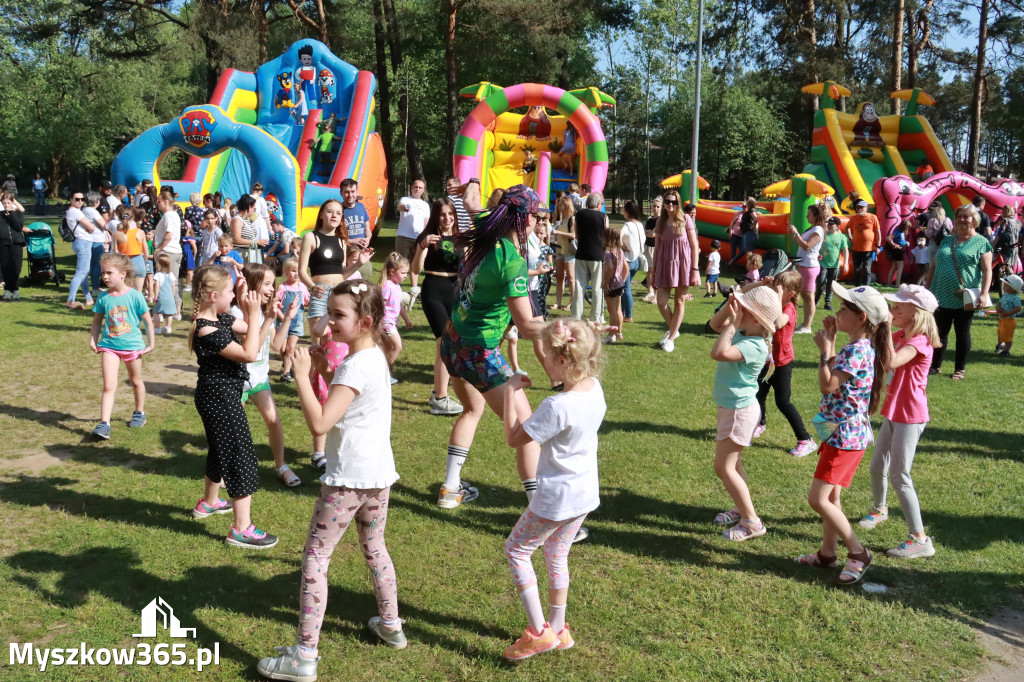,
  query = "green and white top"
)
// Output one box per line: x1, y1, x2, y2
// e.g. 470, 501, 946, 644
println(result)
930, 234, 992, 310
